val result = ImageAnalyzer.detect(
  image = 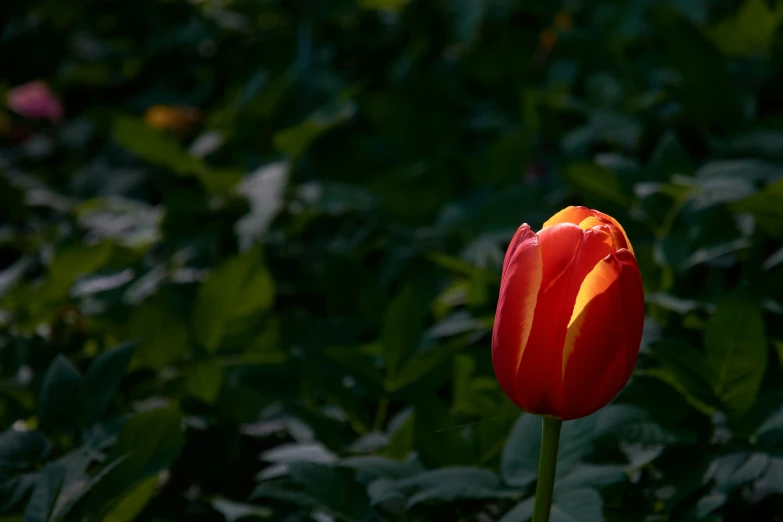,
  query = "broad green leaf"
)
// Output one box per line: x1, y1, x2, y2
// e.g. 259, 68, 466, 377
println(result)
708, 0, 783, 57
557, 416, 601, 474
383, 409, 414, 460
250, 483, 318, 508
561, 162, 628, 205
273, 101, 356, 158
21, 463, 66, 522
498, 497, 535, 522
0, 431, 51, 472
103, 476, 158, 522
709, 452, 770, 492
238, 318, 286, 365
733, 178, 783, 237
38, 356, 83, 432
550, 488, 603, 522
555, 465, 626, 493
210, 497, 272, 521
381, 285, 426, 382
127, 292, 188, 370
705, 298, 768, 415
387, 344, 460, 392
358, 0, 408, 12
695, 492, 728, 518
49, 448, 113, 520
235, 162, 288, 248
82, 342, 134, 425
397, 467, 515, 508
90, 408, 183, 511
192, 247, 275, 352
648, 340, 719, 413
501, 414, 541, 488
647, 131, 693, 178
562, 113, 641, 157
48, 243, 113, 285
695, 159, 780, 182
113, 116, 204, 175
0, 472, 38, 513
184, 360, 225, 404
287, 462, 370, 522
341, 455, 423, 485
761, 457, 783, 494
594, 404, 686, 445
